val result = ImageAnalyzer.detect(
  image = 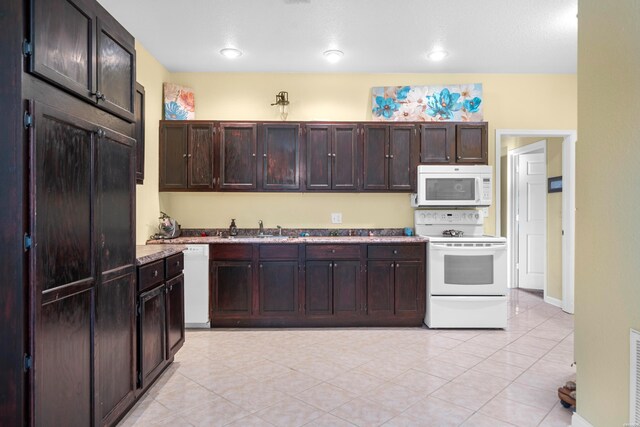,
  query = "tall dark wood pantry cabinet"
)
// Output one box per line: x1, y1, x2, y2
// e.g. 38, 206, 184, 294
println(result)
1, 0, 139, 425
